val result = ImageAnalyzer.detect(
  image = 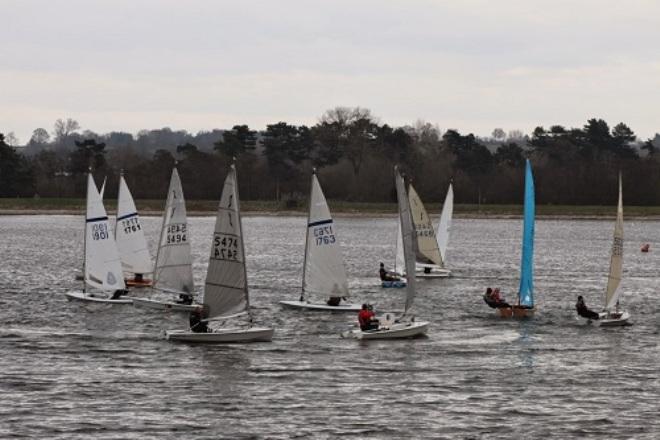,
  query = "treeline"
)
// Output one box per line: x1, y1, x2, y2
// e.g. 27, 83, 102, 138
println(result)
2, 107, 660, 205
